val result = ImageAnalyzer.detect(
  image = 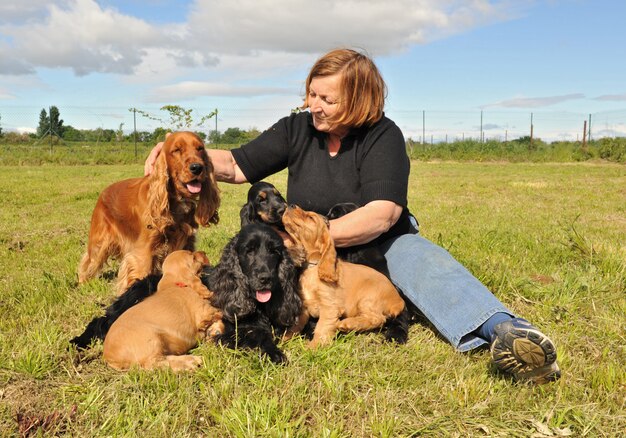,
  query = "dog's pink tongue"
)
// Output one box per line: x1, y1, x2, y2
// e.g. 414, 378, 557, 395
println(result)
187, 182, 202, 194
256, 290, 272, 303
